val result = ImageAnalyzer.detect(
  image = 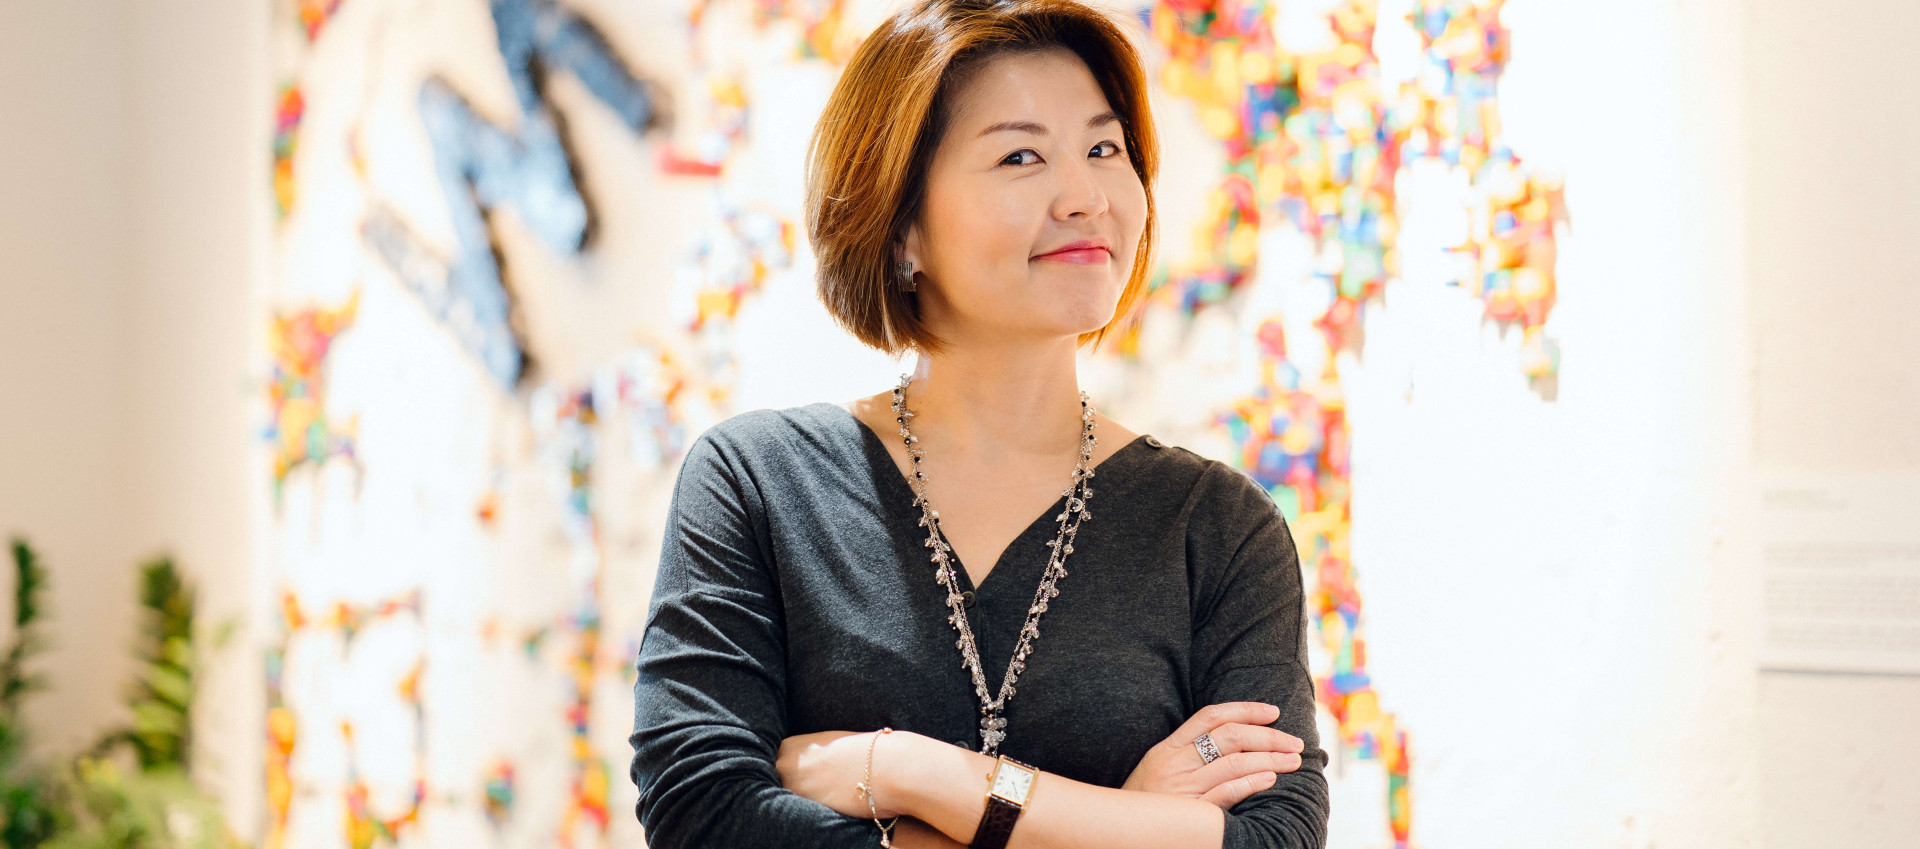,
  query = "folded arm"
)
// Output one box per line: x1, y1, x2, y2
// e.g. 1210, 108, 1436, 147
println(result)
871, 505, 1328, 849
629, 432, 883, 849
875, 730, 1228, 848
